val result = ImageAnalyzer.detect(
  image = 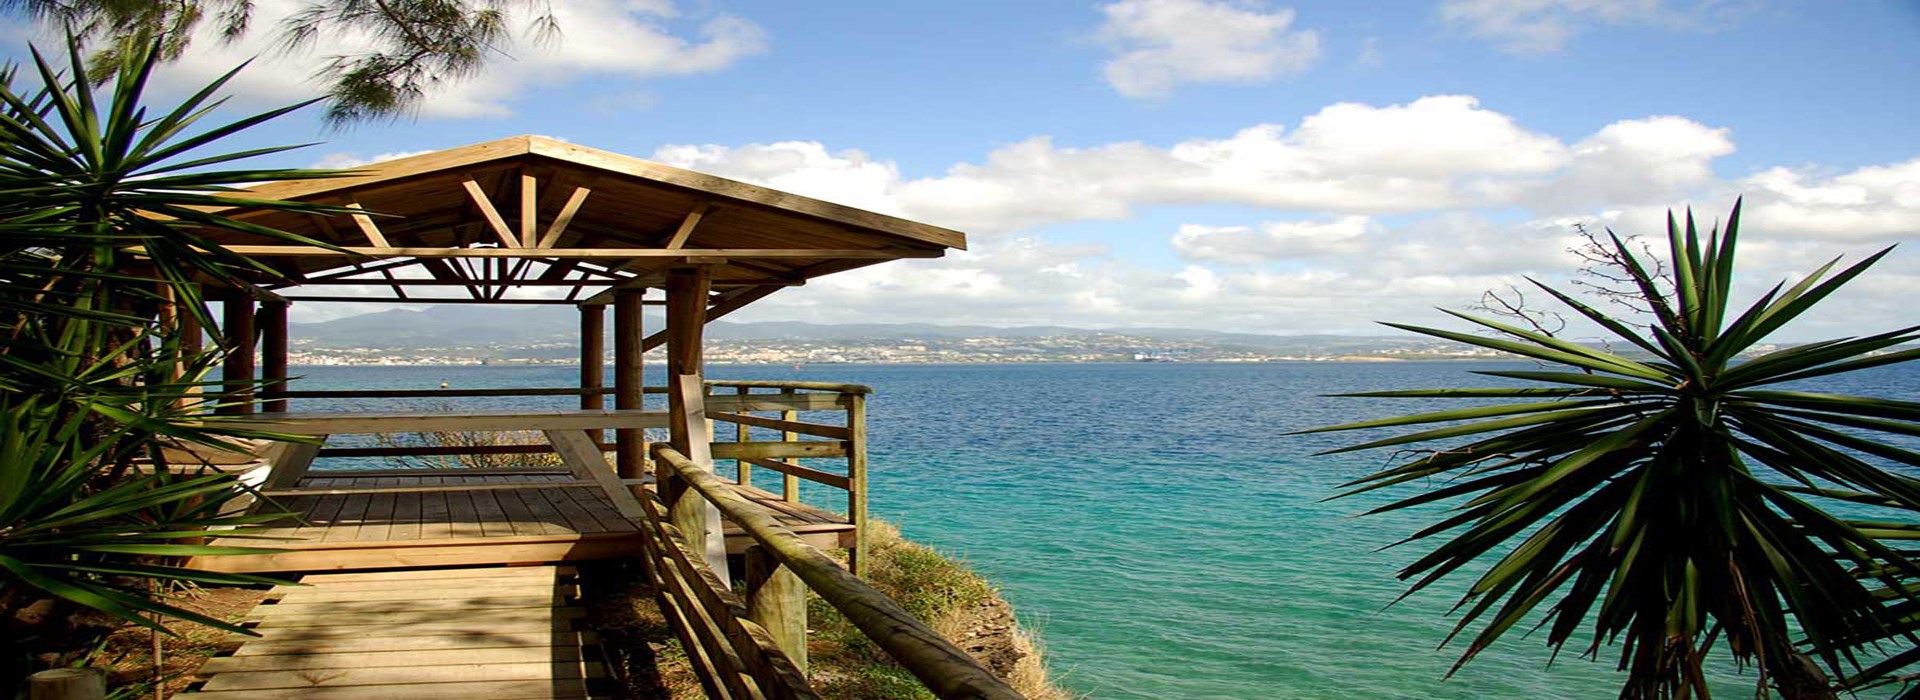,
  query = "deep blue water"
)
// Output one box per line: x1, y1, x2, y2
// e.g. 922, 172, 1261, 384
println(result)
282, 361, 1919, 700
